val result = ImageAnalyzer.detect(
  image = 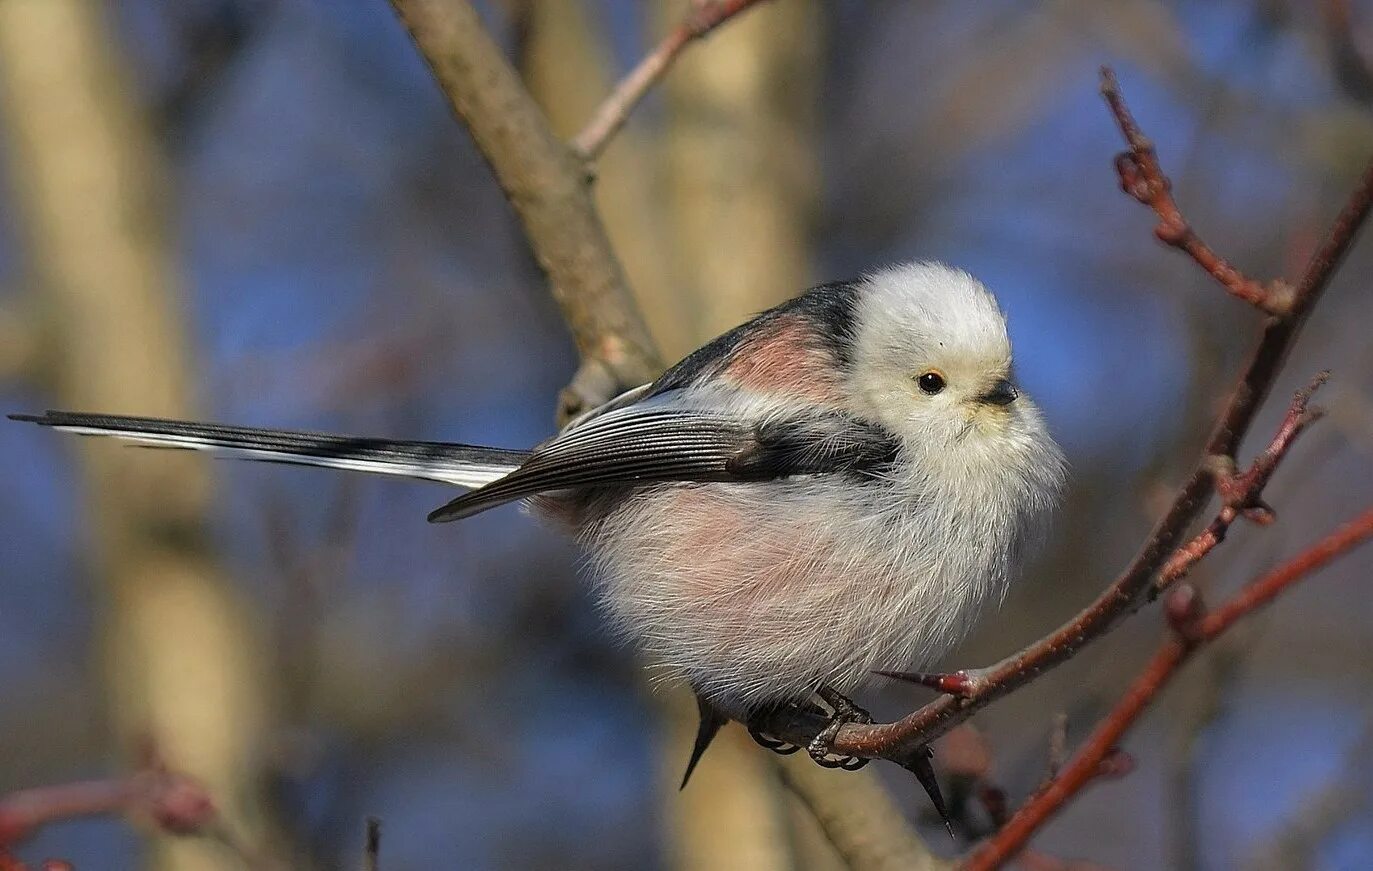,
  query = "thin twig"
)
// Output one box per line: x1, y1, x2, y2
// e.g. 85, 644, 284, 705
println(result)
963, 506, 1373, 870
570, 0, 771, 161
0, 767, 220, 857
388, 0, 663, 420
752, 67, 1373, 769
1100, 69, 1292, 315
1154, 371, 1327, 590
